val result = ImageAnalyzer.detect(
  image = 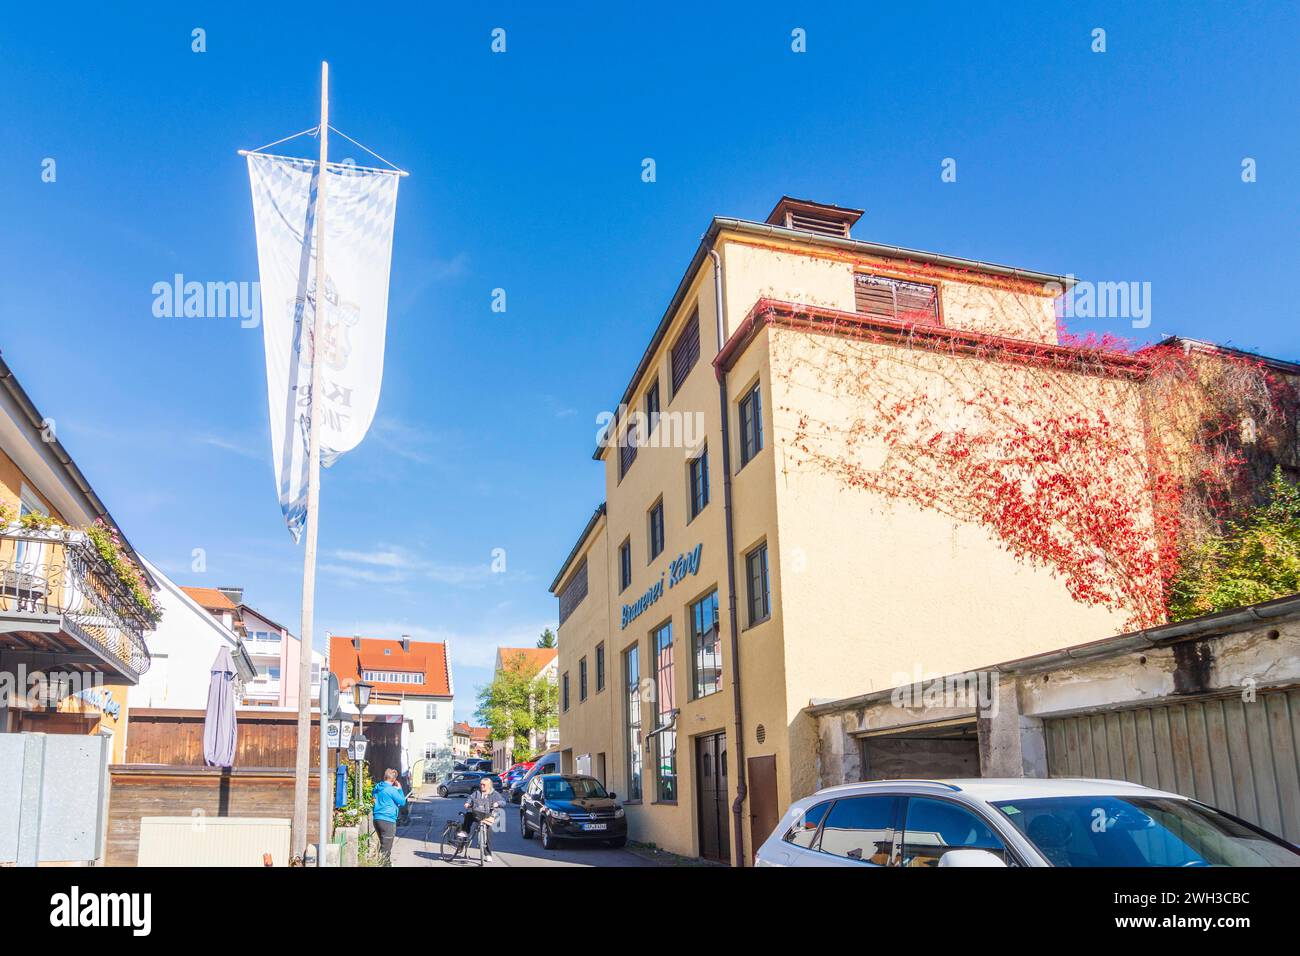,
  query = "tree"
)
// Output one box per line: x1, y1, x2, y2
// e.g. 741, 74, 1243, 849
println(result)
475, 652, 558, 763
537, 628, 556, 649
1169, 468, 1300, 620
